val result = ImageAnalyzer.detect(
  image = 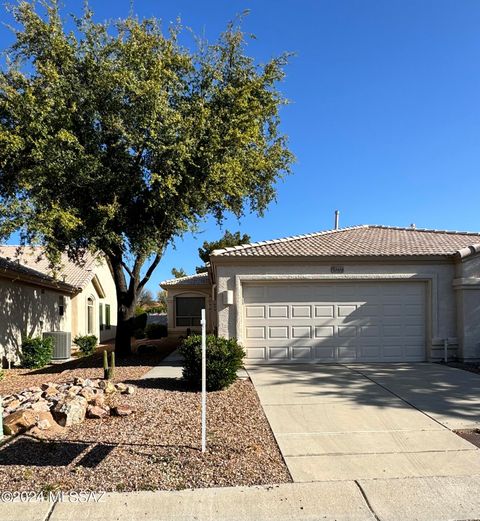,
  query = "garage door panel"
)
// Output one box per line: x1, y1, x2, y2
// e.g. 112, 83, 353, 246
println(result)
292, 326, 312, 338
338, 305, 357, 317
269, 305, 289, 318
245, 305, 265, 318
292, 347, 313, 361
315, 325, 335, 337
245, 326, 266, 339
246, 347, 266, 360
338, 326, 357, 337
243, 282, 426, 362
292, 305, 312, 318
315, 346, 336, 360
269, 347, 289, 360
268, 326, 289, 339
315, 305, 335, 317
